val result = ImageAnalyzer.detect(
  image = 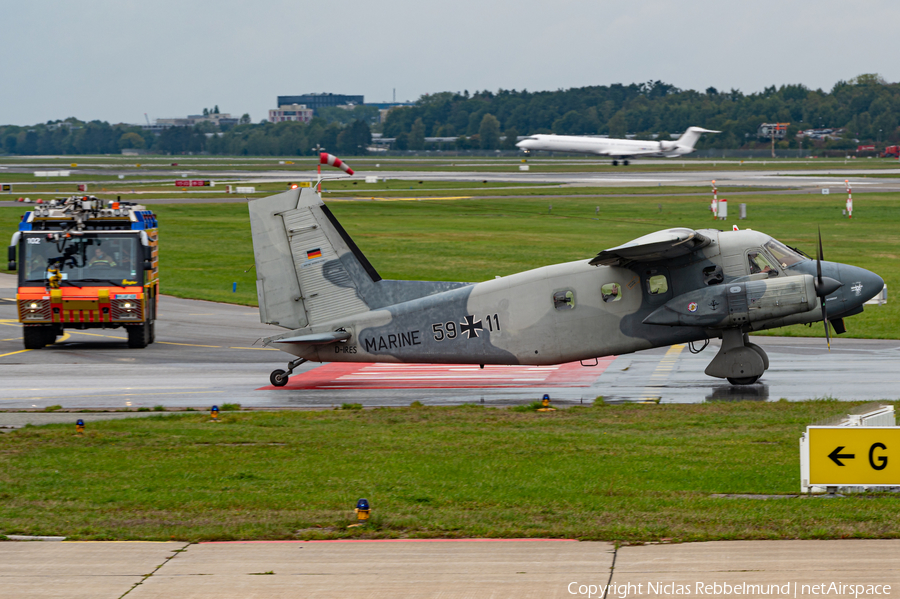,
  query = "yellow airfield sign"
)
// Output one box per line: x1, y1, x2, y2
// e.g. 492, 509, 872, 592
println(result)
807, 427, 900, 485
